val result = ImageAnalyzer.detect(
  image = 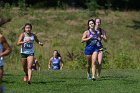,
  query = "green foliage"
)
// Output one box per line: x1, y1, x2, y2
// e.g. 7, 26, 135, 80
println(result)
18, 0, 26, 10
1, 7, 140, 70
105, 0, 112, 9
86, 0, 98, 11
4, 3, 11, 10
86, 0, 99, 16
102, 48, 110, 69
1, 0, 140, 10
76, 45, 87, 68
7, 31, 17, 42
65, 49, 86, 69
33, 1, 48, 8
114, 51, 135, 69
65, 61, 83, 69
18, 0, 28, 16
30, 19, 48, 26
57, 0, 68, 9
0, 3, 12, 19
28, 8, 34, 16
